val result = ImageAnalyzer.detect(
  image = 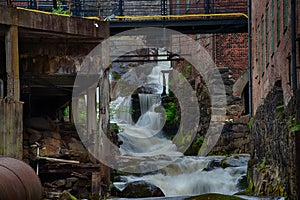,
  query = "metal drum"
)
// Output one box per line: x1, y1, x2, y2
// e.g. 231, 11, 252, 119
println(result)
0, 157, 42, 200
